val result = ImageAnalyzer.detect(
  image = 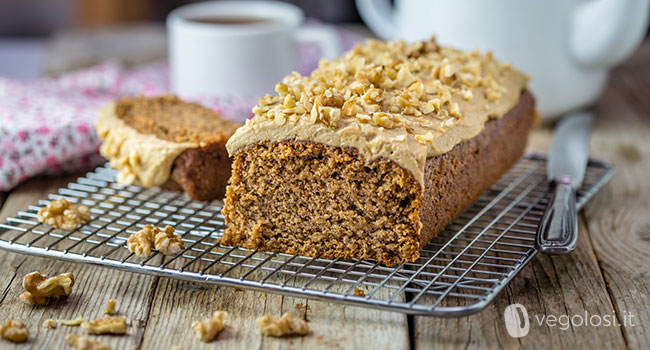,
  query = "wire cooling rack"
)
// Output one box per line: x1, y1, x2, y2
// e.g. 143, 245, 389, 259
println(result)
0, 154, 613, 316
